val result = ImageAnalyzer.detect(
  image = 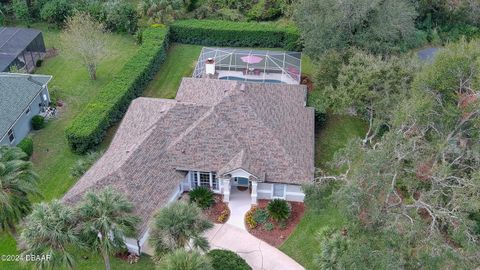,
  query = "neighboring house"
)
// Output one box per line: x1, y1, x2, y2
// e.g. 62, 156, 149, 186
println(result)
0, 27, 46, 73
0, 73, 52, 145
63, 77, 315, 254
